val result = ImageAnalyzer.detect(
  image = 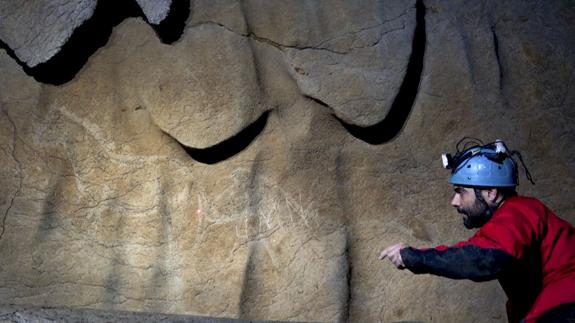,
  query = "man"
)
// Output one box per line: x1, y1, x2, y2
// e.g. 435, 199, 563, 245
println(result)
379, 139, 575, 323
